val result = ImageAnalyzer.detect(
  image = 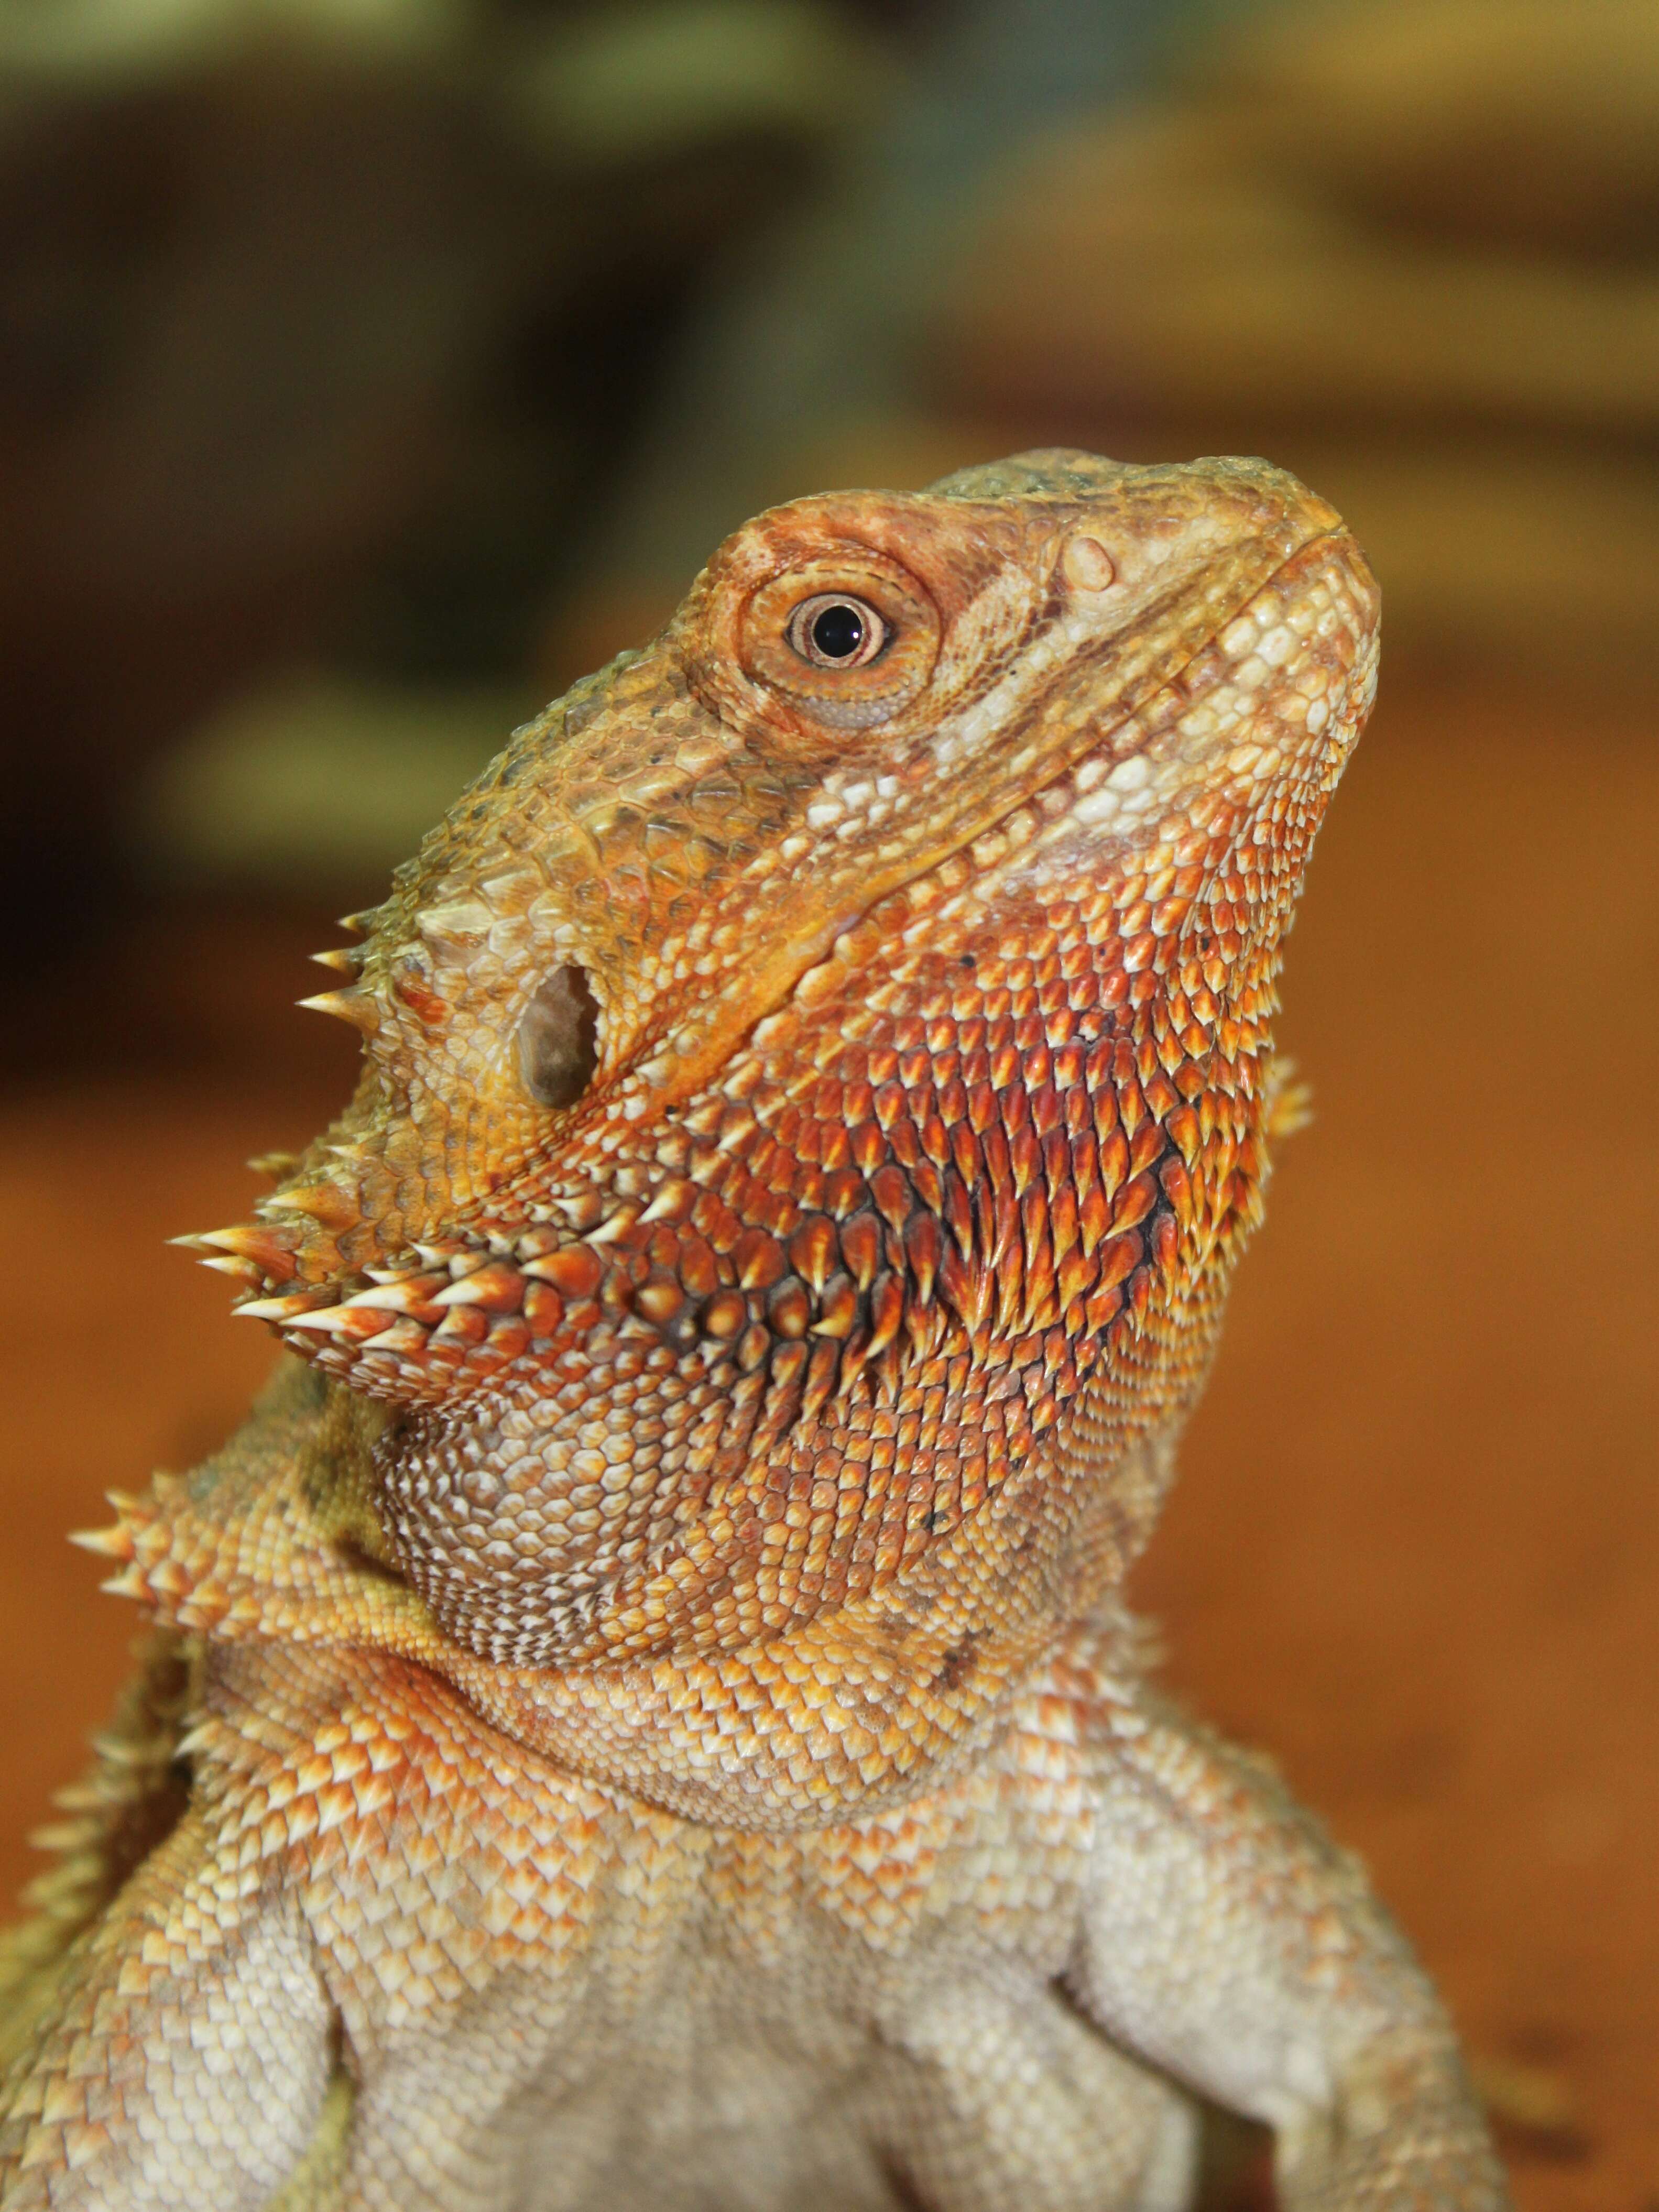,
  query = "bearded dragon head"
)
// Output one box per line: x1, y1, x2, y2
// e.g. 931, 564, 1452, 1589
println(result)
186, 450, 1378, 1686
